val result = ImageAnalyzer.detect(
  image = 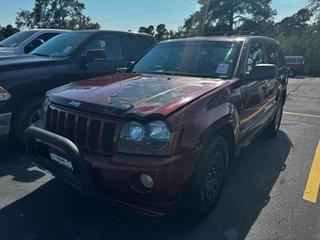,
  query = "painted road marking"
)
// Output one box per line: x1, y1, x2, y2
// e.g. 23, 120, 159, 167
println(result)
284, 112, 320, 119
303, 141, 320, 203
